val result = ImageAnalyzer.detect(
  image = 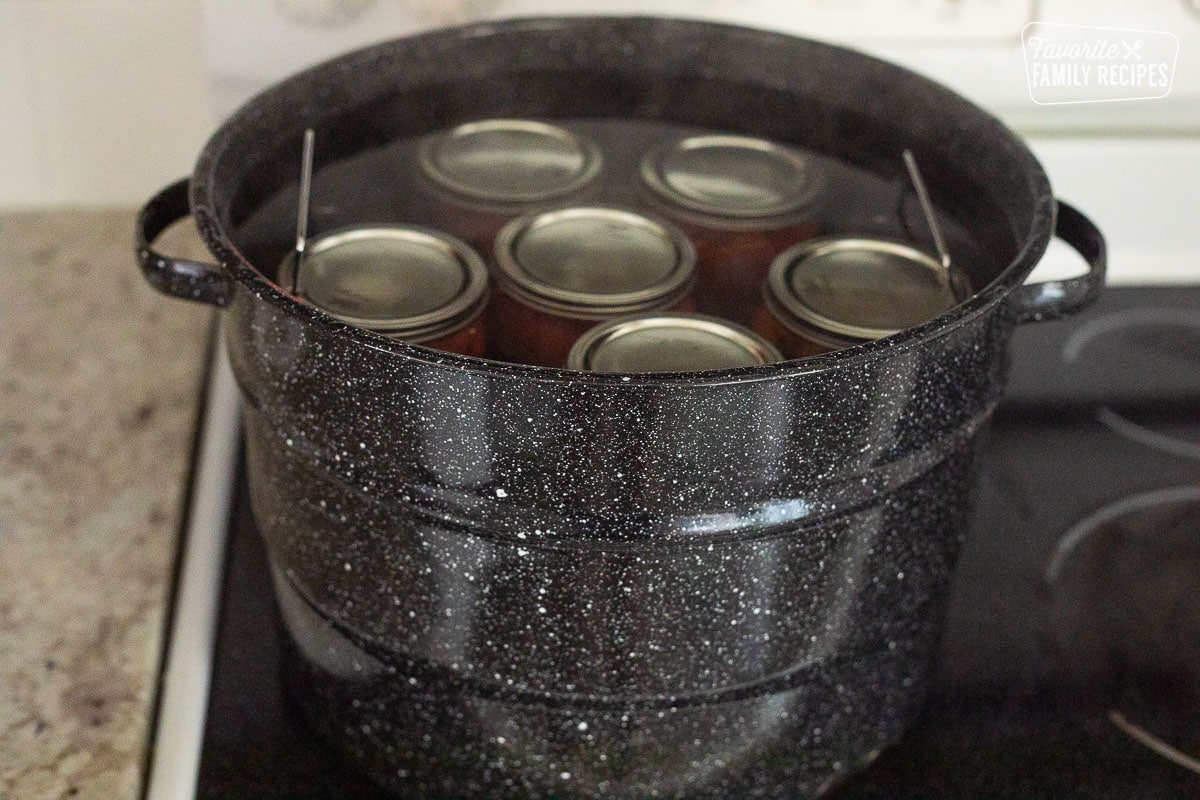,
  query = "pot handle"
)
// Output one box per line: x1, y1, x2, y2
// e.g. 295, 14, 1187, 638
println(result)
136, 179, 234, 307
1008, 200, 1106, 324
